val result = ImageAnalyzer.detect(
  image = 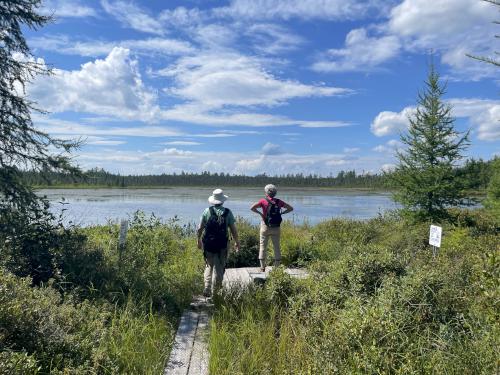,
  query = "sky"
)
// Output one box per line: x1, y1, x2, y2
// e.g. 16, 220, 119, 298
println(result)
22, 0, 500, 176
